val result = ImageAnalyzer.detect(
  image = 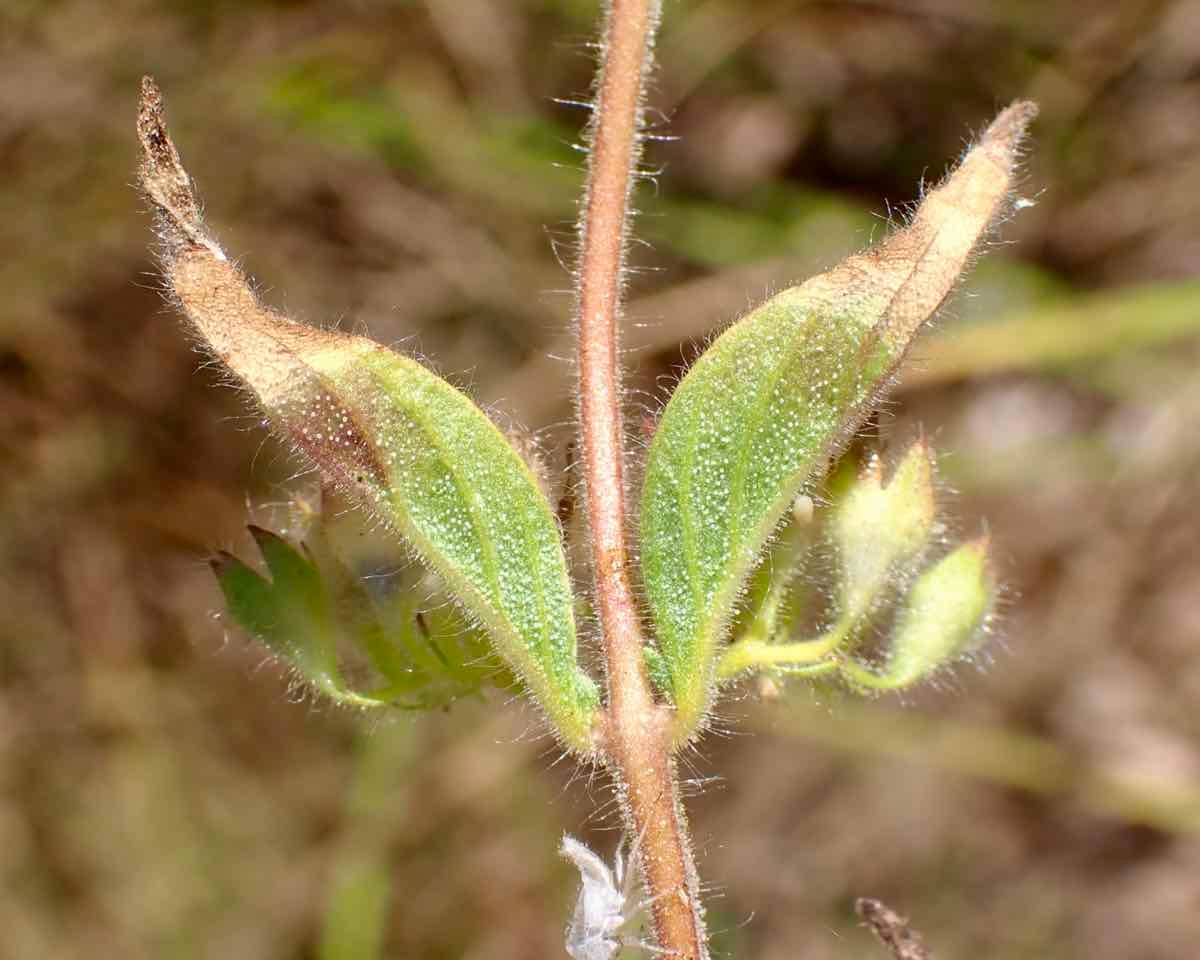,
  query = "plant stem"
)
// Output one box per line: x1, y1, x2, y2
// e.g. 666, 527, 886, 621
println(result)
717, 616, 856, 679
575, 1, 708, 957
